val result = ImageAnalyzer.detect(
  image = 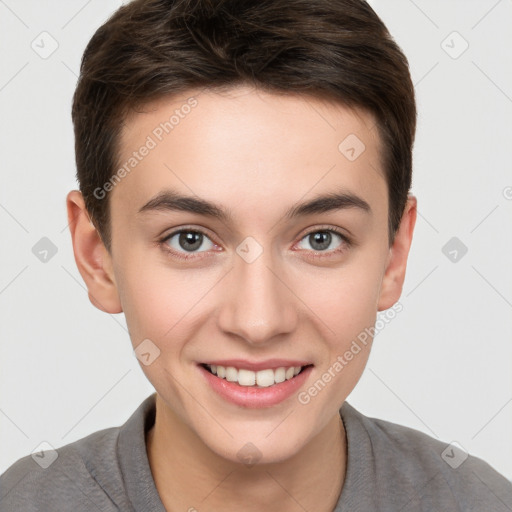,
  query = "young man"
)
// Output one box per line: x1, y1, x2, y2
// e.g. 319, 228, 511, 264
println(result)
1, 0, 511, 510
